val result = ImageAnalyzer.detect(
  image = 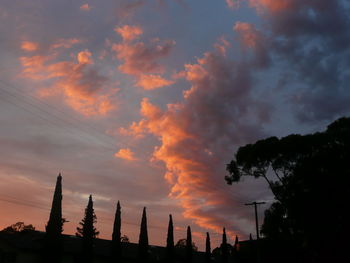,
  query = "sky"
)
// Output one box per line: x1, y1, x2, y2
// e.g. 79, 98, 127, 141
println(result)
0, 0, 349, 250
